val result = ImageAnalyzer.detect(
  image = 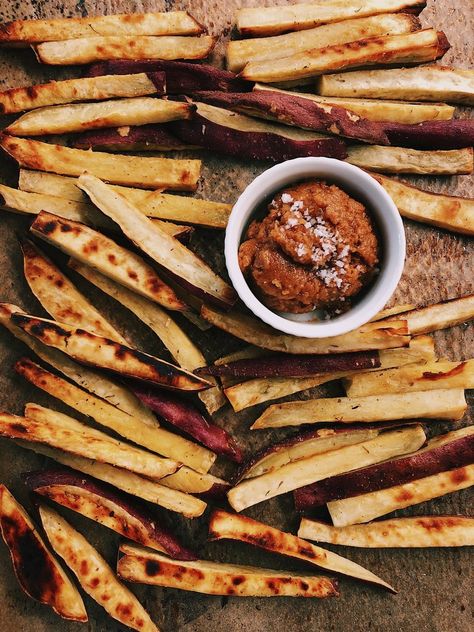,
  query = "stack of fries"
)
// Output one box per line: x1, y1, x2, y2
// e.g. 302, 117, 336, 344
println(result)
0, 5, 473, 631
